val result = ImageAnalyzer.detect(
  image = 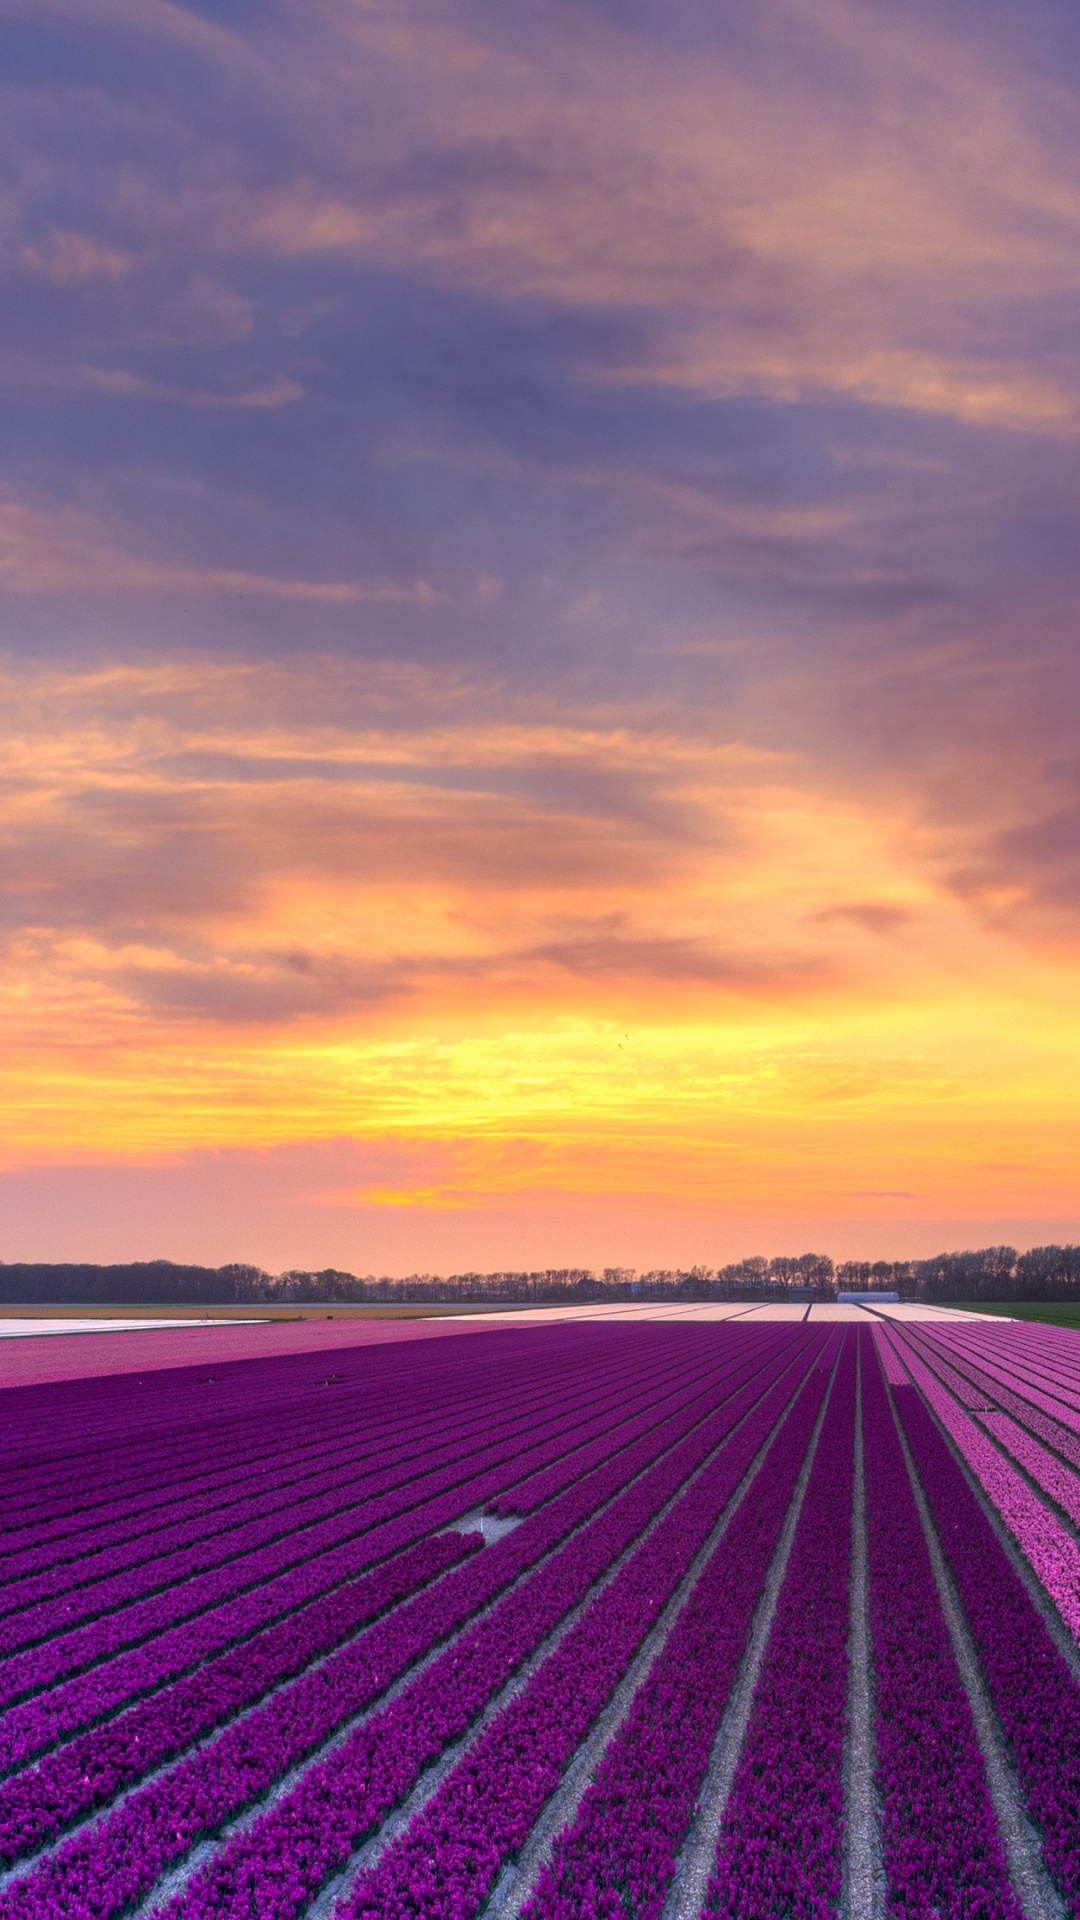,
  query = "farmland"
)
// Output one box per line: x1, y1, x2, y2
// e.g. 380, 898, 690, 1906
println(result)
0, 1314, 1078, 1918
